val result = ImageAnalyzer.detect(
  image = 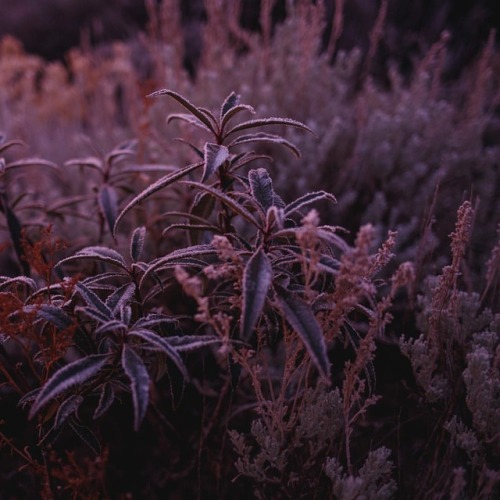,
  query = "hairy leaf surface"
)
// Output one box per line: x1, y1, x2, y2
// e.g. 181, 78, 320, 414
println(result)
241, 248, 273, 340
29, 355, 108, 419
